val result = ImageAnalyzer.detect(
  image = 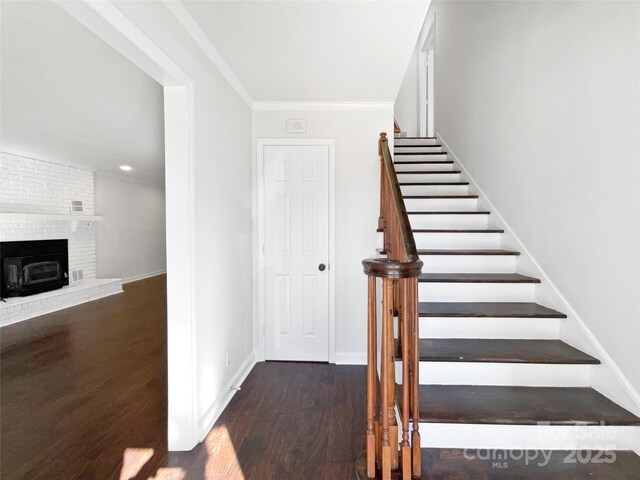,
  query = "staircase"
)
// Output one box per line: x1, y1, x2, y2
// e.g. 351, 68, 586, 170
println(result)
359, 133, 640, 479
